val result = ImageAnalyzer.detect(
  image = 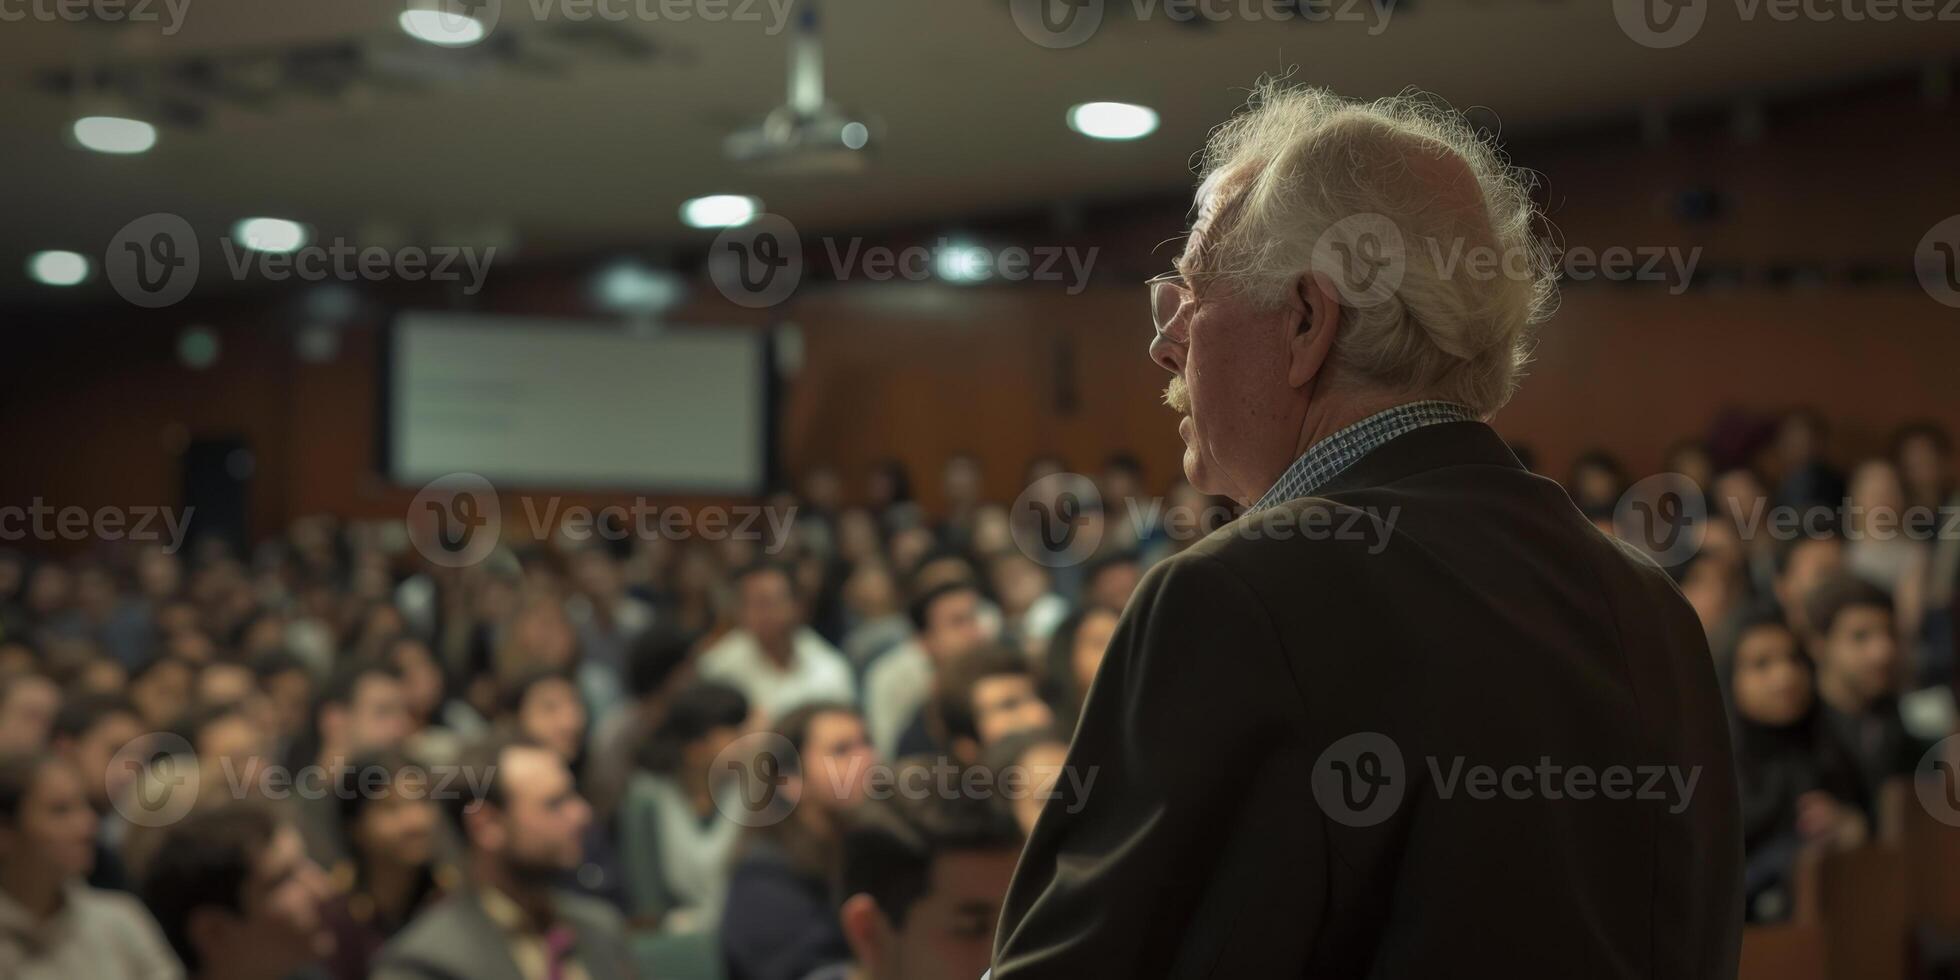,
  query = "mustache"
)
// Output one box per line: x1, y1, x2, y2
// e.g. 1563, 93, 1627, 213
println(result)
1163, 375, 1190, 414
